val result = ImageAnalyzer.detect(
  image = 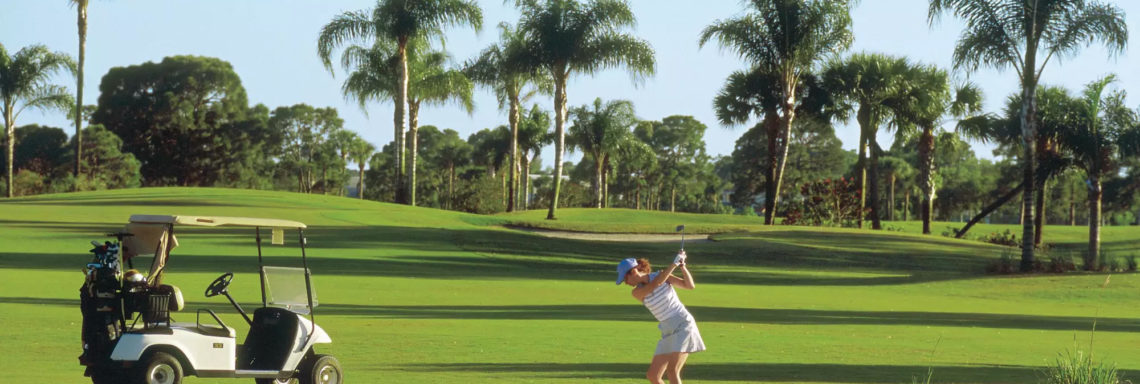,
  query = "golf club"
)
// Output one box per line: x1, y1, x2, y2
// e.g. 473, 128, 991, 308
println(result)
675, 224, 686, 251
